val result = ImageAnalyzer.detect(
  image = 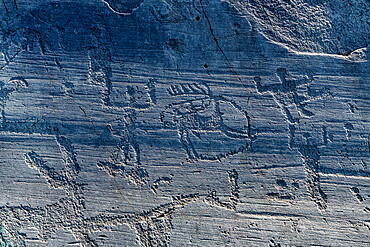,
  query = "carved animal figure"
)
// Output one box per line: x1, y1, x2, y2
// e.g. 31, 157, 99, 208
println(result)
161, 83, 251, 161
